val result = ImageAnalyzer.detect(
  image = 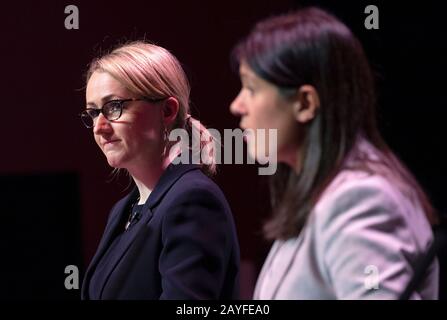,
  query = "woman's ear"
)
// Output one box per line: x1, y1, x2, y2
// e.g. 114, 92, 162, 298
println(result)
293, 85, 320, 123
162, 97, 180, 127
